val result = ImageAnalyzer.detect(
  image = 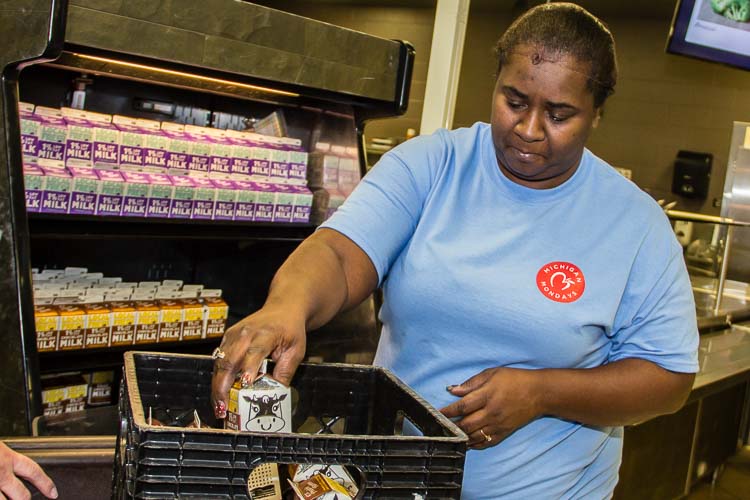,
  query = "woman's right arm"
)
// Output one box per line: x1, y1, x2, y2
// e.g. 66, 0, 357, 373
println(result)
210, 227, 378, 416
